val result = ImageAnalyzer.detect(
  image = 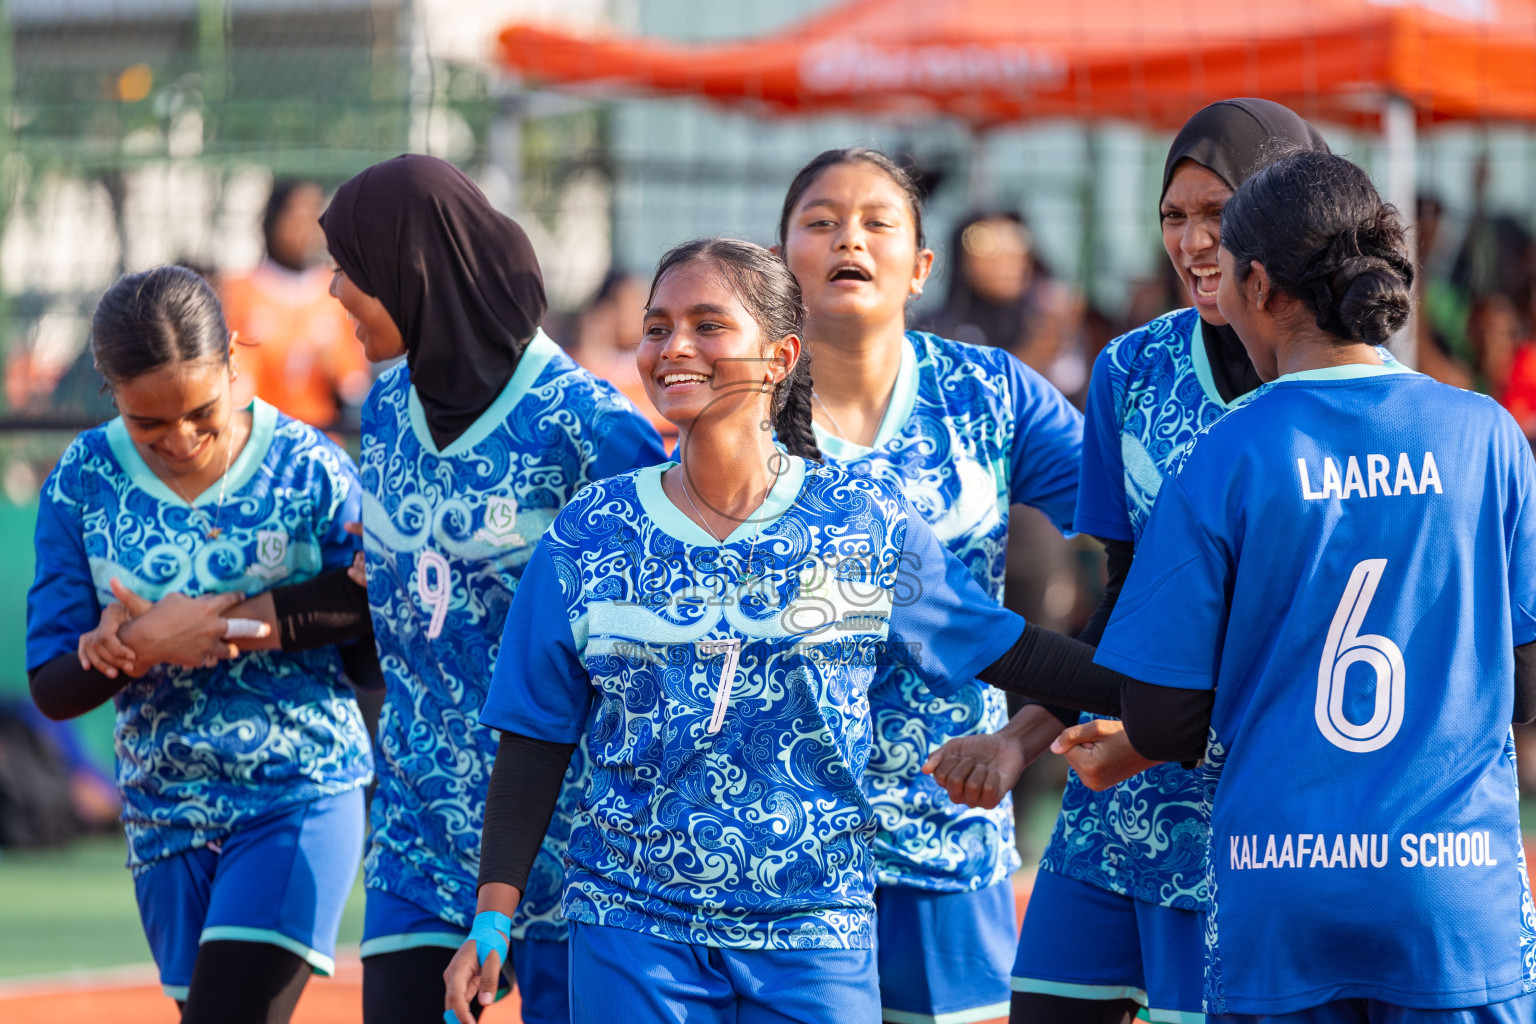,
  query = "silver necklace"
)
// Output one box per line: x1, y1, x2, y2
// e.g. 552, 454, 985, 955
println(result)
162, 424, 235, 540
677, 462, 762, 587
812, 390, 848, 440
